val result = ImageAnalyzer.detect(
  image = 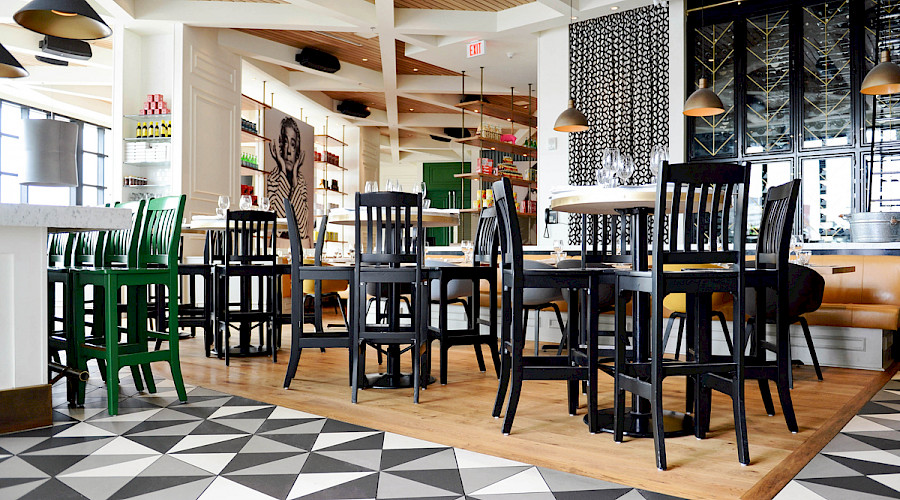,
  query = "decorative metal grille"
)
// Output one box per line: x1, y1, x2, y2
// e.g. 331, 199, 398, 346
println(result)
745, 10, 791, 154
691, 21, 736, 159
